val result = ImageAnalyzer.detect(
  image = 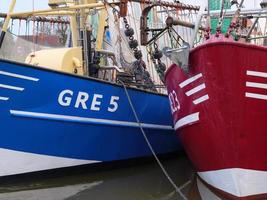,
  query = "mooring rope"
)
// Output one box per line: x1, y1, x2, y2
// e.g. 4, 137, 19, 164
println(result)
119, 80, 188, 200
